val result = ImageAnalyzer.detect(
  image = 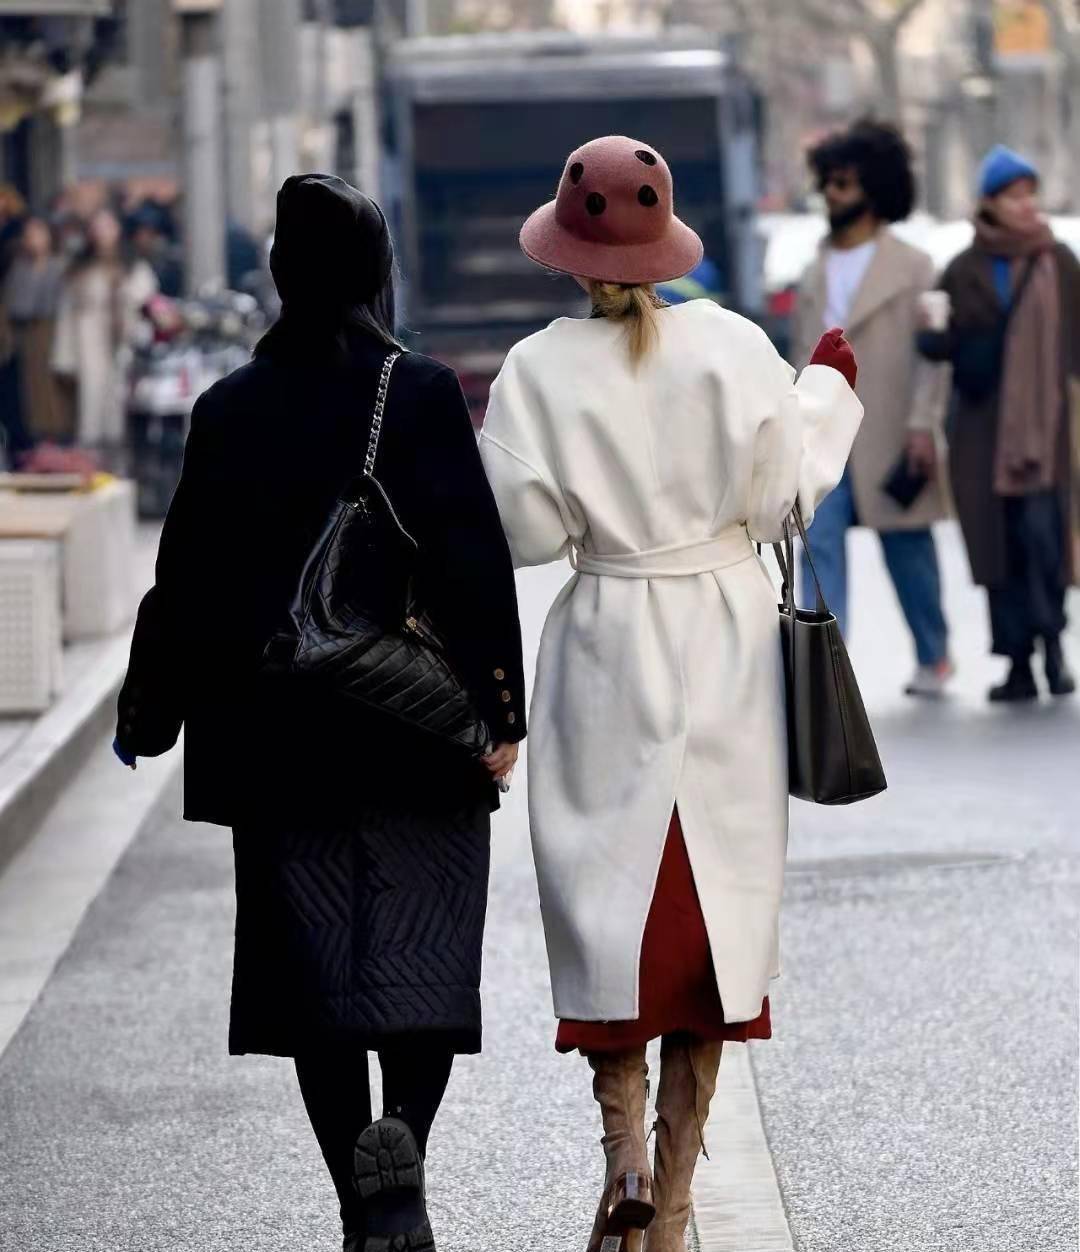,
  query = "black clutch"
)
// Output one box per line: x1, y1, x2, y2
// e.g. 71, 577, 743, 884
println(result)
772, 507, 887, 806
881, 454, 930, 510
